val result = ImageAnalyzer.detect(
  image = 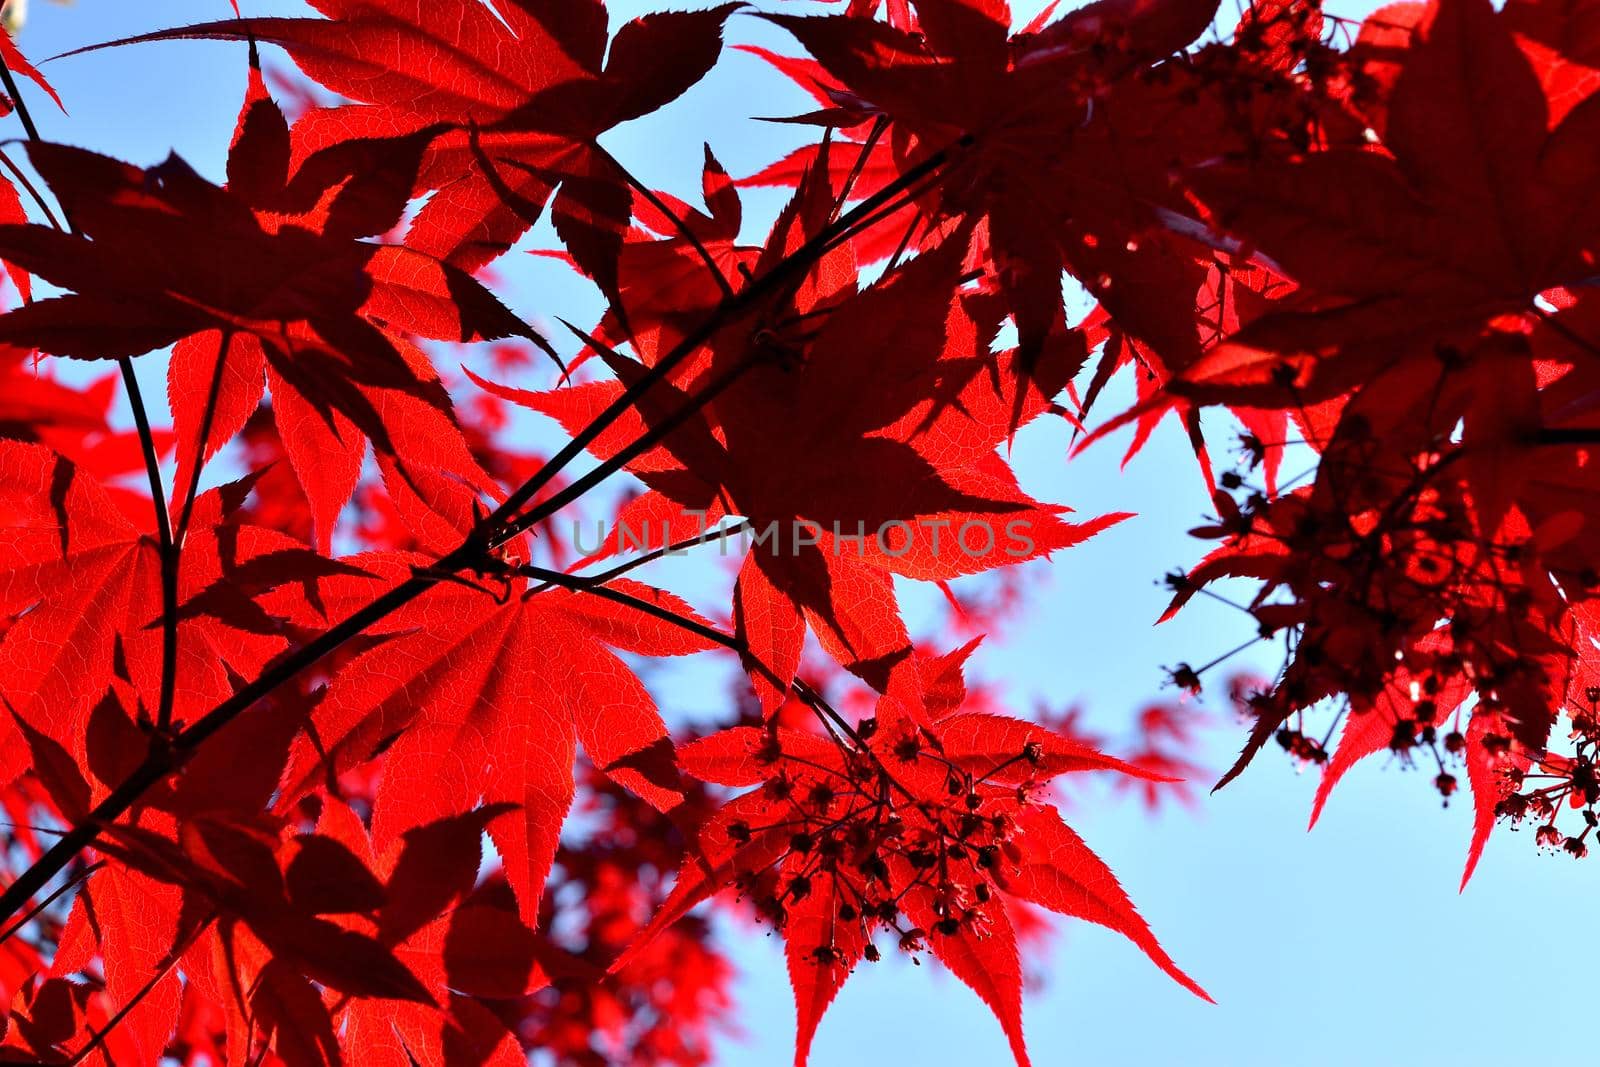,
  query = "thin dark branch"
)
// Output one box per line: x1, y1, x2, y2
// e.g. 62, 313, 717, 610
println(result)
482, 138, 966, 540
521, 563, 738, 652
590, 519, 751, 583
819, 170, 939, 259
0, 860, 103, 948
829, 116, 889, 222
528, 520, 752, 595
0, 51, 43, 144
0, 136, 969, 930
116, 358, 180, 735
66, 916, 206, 1067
